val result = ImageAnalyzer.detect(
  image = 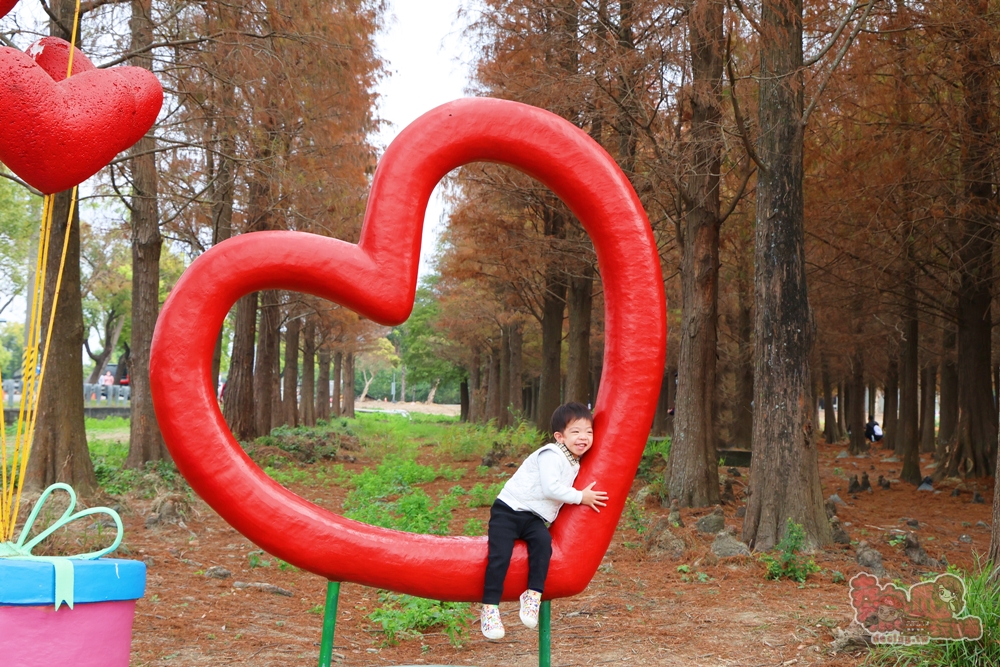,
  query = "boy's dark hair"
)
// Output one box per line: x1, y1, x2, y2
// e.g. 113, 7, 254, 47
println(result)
551, 402, 593, 435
